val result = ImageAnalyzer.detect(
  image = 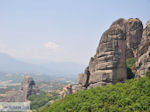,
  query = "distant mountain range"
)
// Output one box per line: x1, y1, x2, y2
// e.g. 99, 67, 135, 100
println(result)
0, 53, 85, 76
